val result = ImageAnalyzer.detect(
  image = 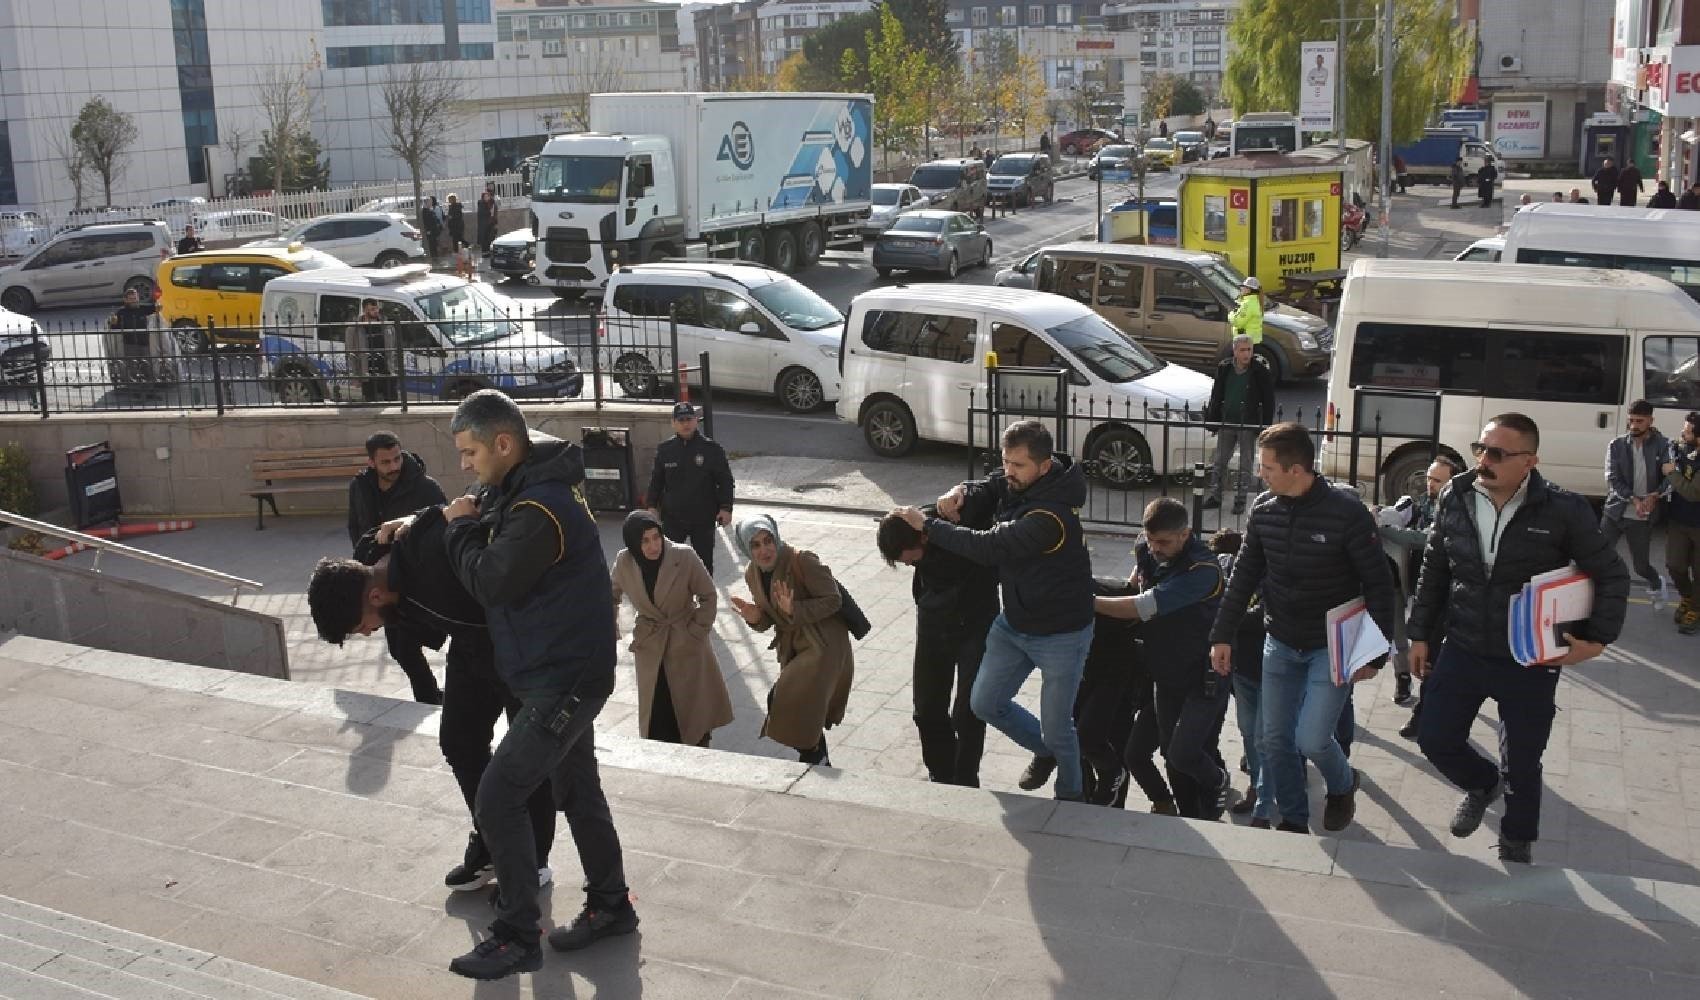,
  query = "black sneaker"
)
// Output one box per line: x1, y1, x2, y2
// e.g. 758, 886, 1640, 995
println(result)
1230, 496, 1246, 515
1249, 817, 1272, 829
1201, 495, 1222, 510
1449, 776, 1503, 838
449, 930, 543, 980
1201, 769, 1232, 821
1399, 710, 1421, 741
1230, 784, 1256, 814
1087, 767, 1128, 807
1394, 673, 1413, 706
446, 832, 494, 892
548, 897, 639, 952
1322, 768, 1361, 832
1275, 820, 1309, 834
1150, 799, 1179, 816
1496, 836, 1533, 864
1017, 754, 1057, 791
